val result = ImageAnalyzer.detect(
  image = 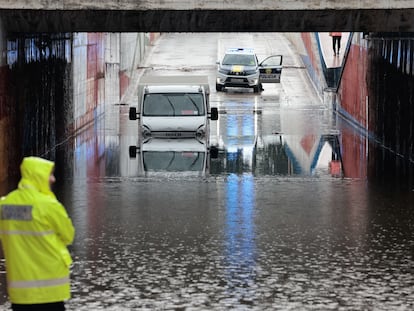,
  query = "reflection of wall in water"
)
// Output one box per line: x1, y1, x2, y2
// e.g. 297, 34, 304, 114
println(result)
255, 137, 290, 175
211, 134, 342, 177
210, 140, 290, 176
